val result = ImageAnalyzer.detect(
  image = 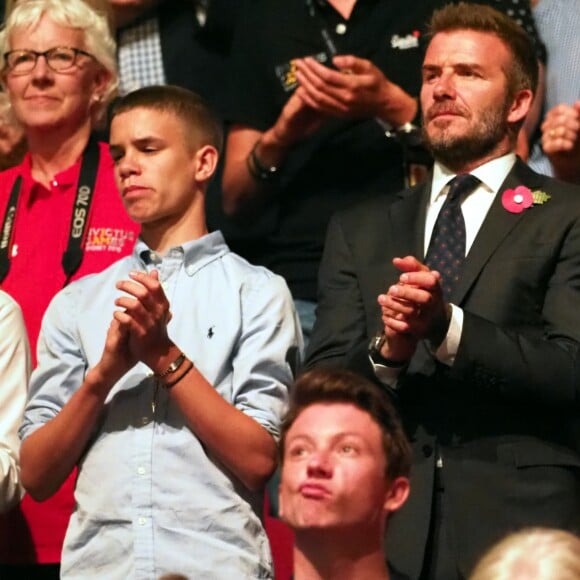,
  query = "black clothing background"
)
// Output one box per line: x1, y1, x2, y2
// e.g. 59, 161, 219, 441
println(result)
212, 0, 542, 301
